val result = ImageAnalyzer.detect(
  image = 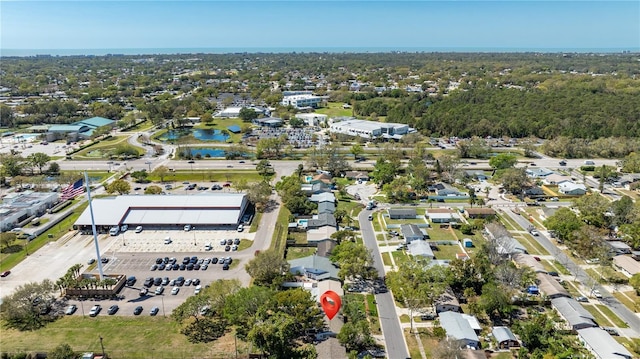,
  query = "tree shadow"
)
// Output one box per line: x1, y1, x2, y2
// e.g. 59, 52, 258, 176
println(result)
1, 244, 24, 254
